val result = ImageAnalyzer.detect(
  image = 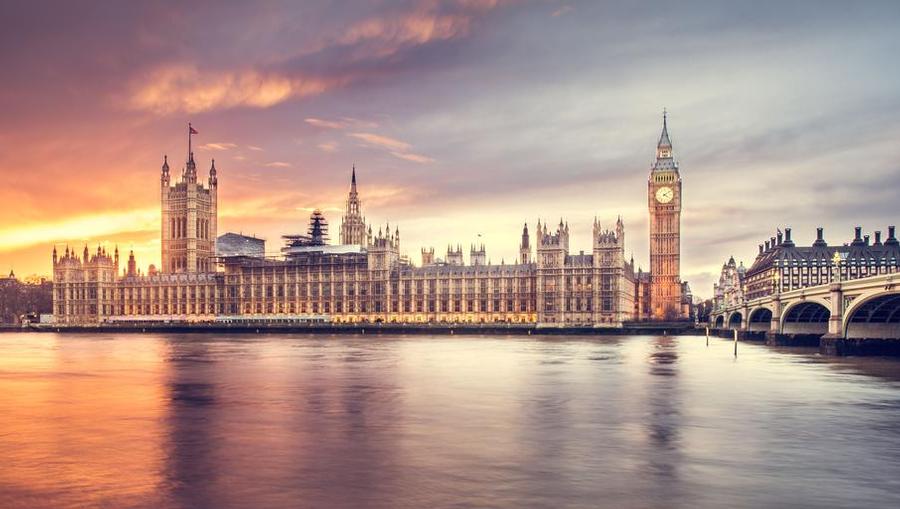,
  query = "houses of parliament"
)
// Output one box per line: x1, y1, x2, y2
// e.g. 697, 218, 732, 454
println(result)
52, 116, 691, 326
